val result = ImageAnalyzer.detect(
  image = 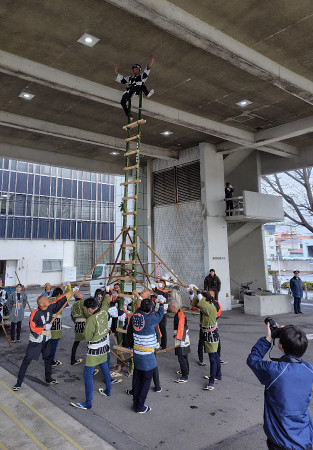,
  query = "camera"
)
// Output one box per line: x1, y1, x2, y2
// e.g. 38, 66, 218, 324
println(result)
264, 316, 281, 340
